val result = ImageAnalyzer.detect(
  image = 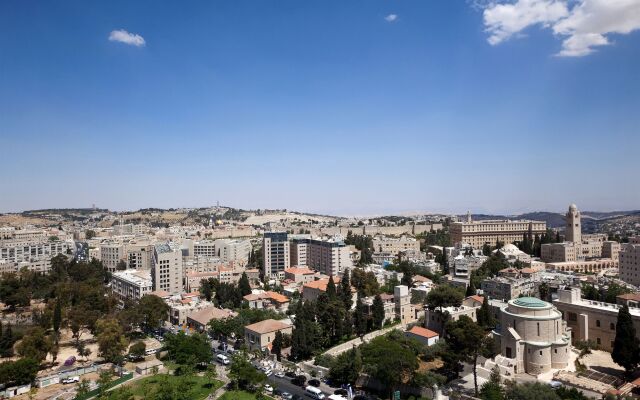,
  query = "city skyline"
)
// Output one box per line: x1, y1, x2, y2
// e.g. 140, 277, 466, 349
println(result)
1, 1, 639, 215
